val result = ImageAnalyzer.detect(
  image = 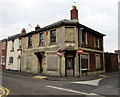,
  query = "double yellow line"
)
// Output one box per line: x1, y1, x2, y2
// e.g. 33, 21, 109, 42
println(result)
0, 86, 9, 97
